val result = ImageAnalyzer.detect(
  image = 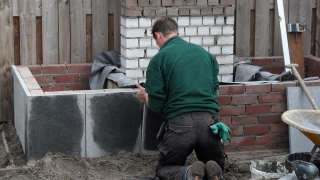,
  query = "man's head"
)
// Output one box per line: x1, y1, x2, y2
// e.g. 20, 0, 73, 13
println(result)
151, 17, 178, 48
